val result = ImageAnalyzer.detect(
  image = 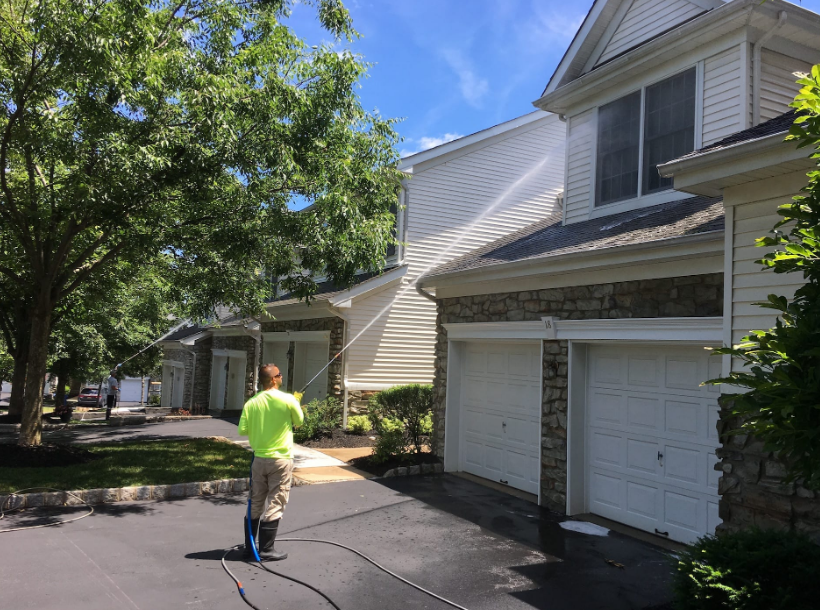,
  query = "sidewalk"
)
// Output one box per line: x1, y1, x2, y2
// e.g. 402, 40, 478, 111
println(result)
291, 446, 374, 484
